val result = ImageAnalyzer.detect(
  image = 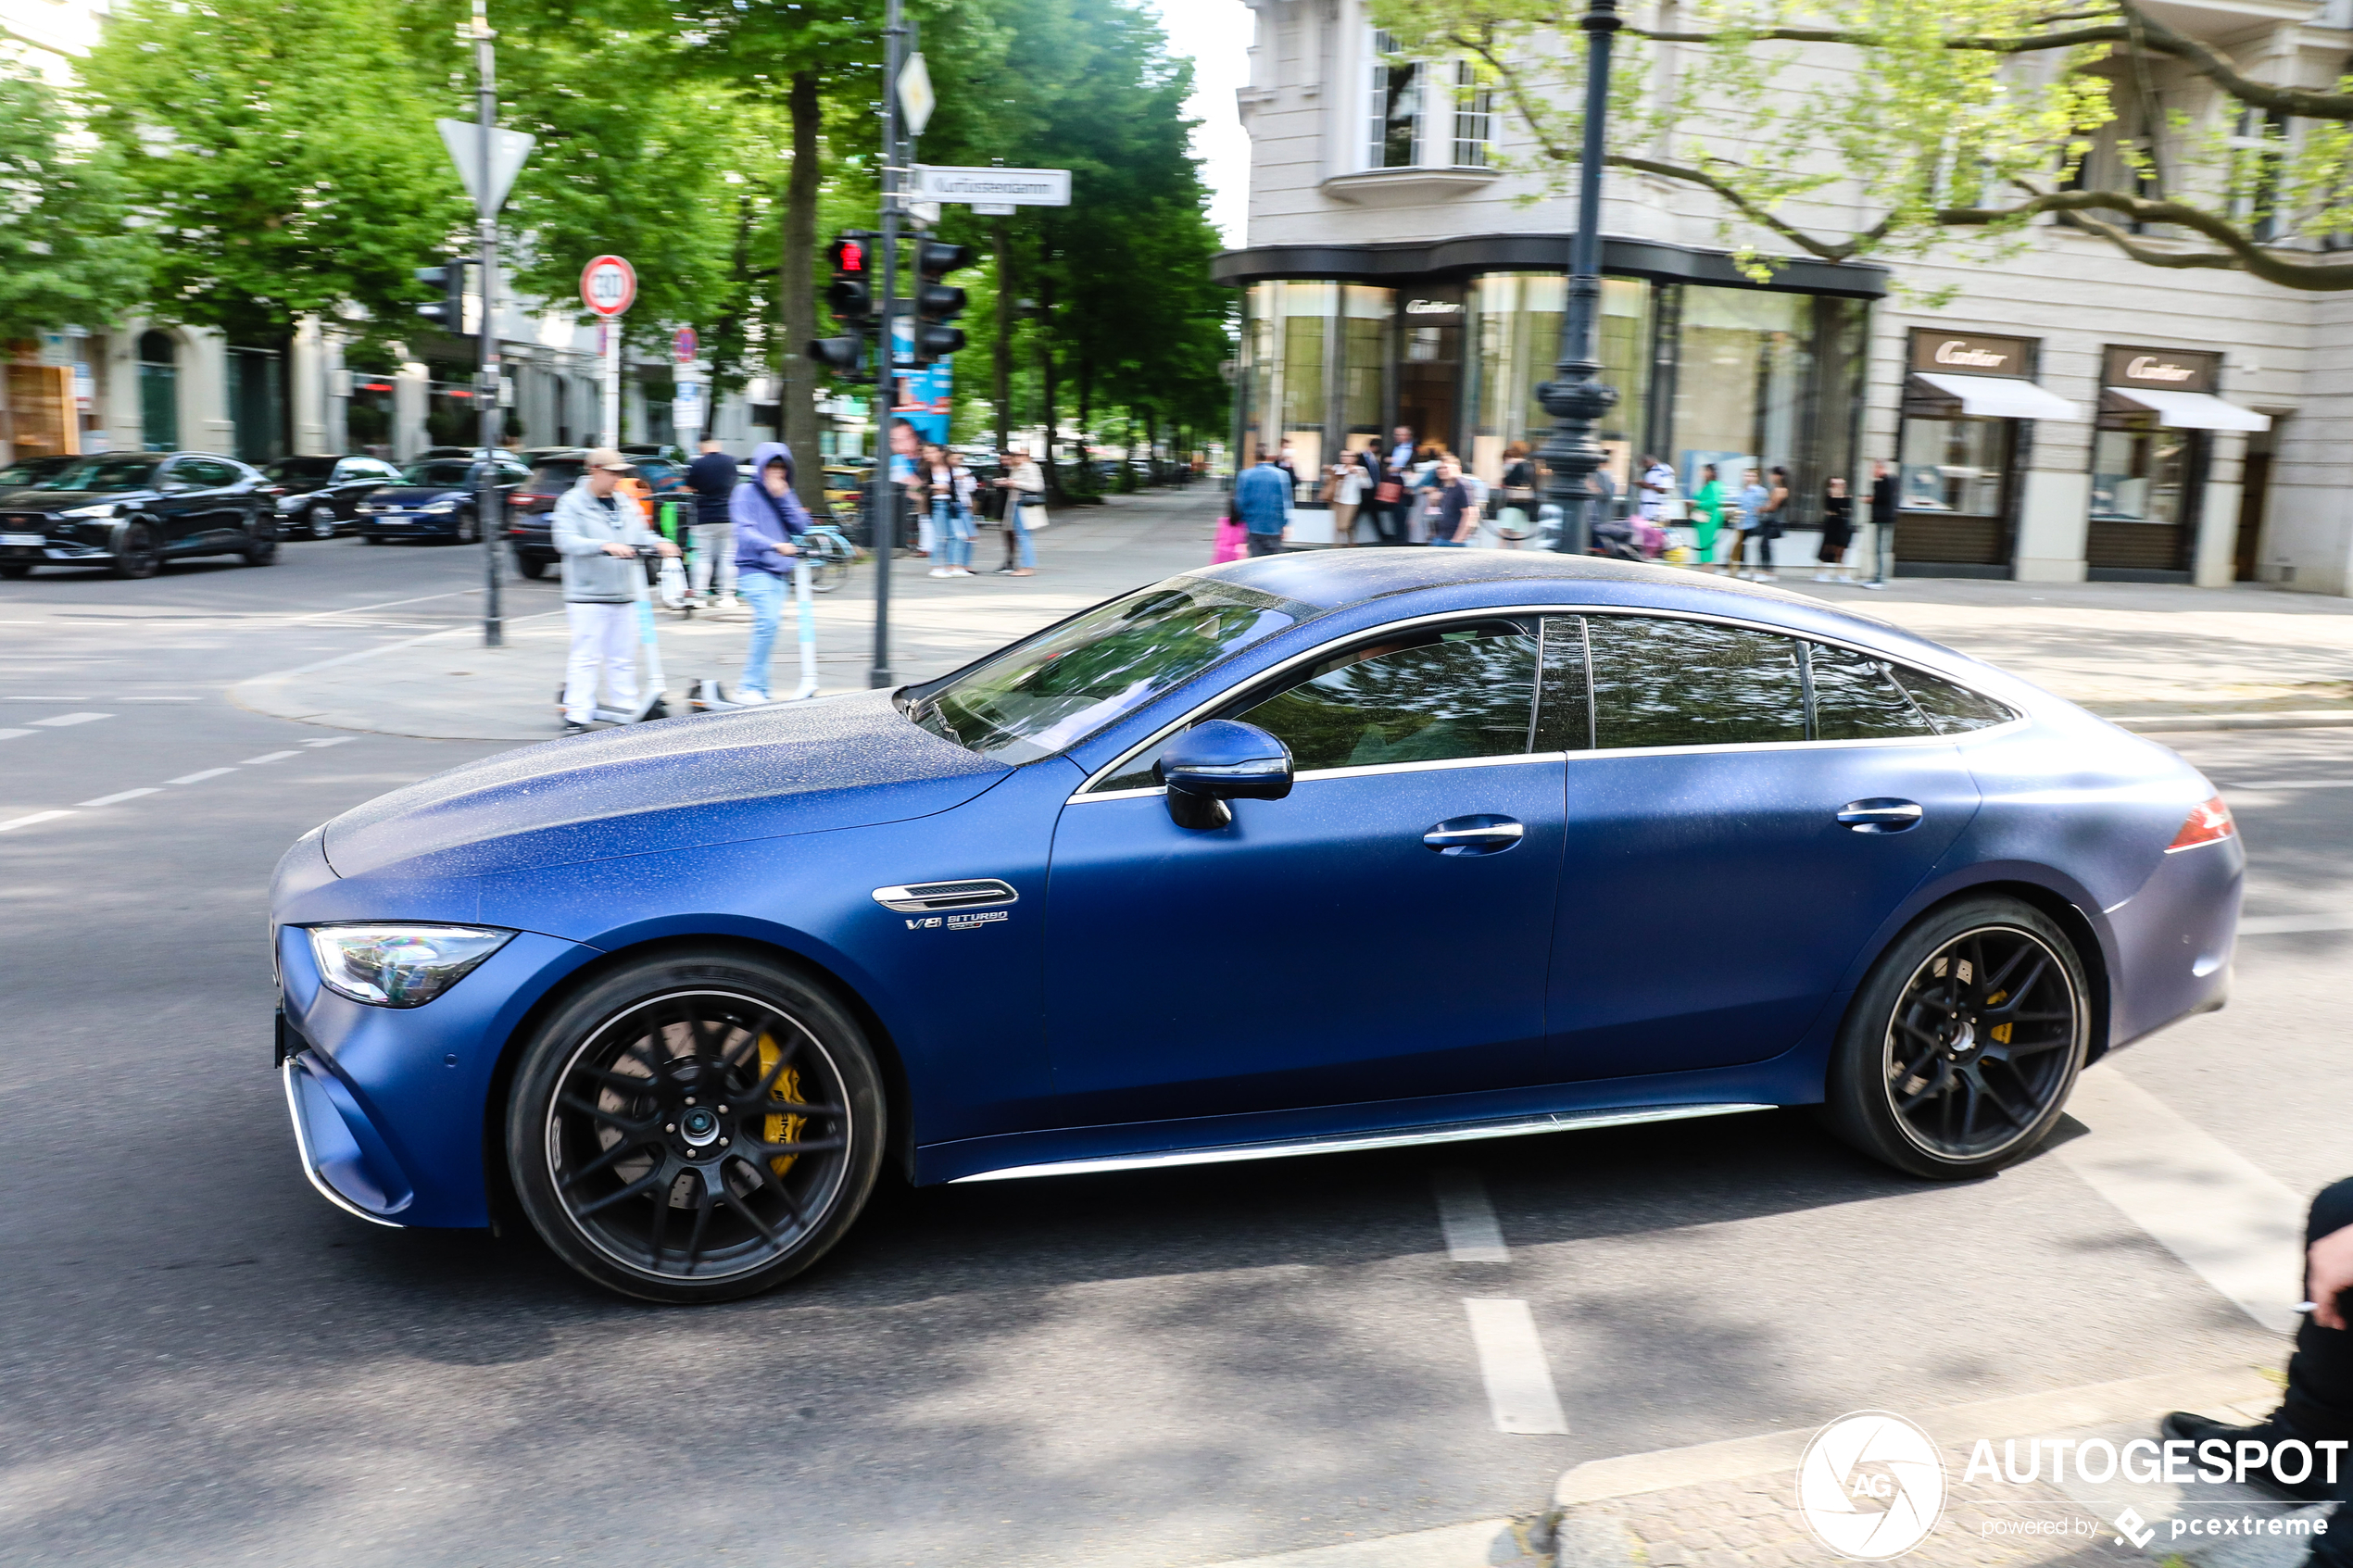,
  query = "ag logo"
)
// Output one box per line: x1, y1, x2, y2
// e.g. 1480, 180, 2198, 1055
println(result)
1795, 1411, 1946, 1560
